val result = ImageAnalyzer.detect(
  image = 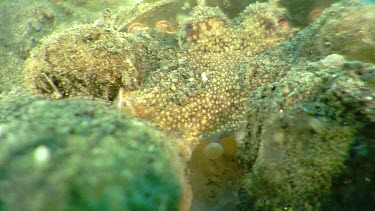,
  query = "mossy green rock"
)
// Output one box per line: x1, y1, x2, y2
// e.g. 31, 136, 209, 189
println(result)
0, 94, 182, 211
238, 59, 374, 210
